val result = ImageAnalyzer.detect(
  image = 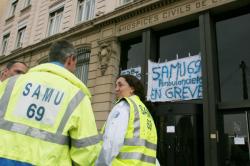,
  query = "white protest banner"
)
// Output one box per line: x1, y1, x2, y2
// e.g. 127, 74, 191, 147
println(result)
121, 66, 141, 80
147, 54, 202, 102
